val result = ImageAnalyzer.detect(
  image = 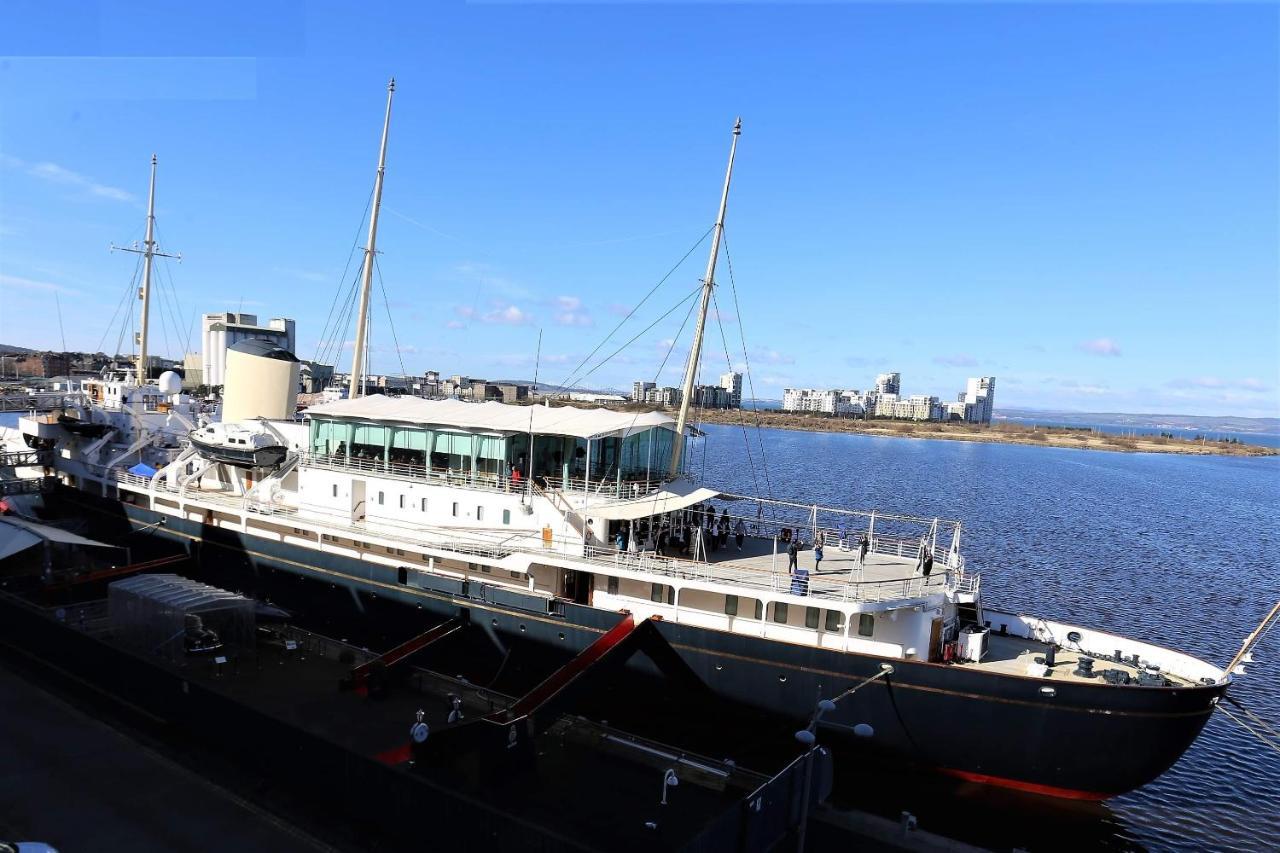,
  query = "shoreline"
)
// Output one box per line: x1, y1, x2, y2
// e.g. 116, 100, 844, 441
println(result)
685, 408, 1279, 456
